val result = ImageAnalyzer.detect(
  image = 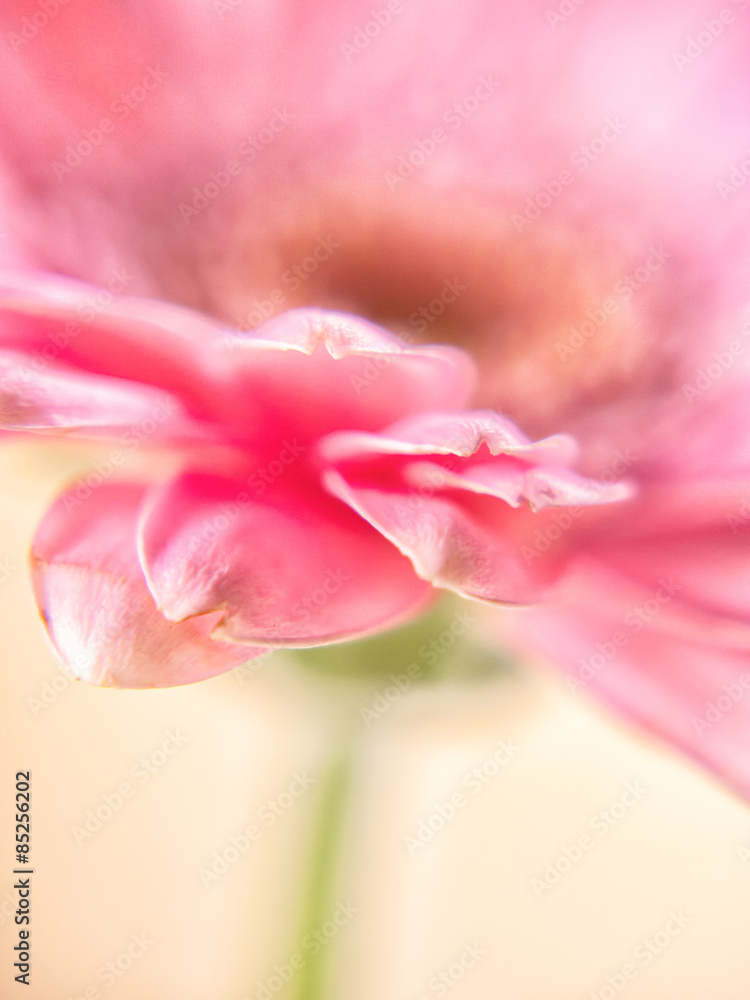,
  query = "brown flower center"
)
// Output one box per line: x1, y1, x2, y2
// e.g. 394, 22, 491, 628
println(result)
209, 180, 681, 440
